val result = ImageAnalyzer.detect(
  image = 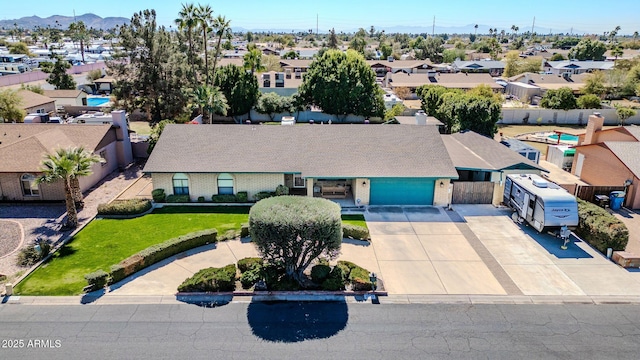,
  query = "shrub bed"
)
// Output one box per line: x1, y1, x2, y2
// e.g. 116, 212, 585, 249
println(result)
253, 191, 275, 201
97, 199, 152, 216
84, 270, 109, 292
166, 194, 191, 203
343, 224, 370, 241
238, 257, 263, 272
575, 199, 629, 253
212, 194, 238, 203
105, 229, 217, 286
151, 188, 166, 202
177, 264, 237, 292
337, 260, 374, 291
